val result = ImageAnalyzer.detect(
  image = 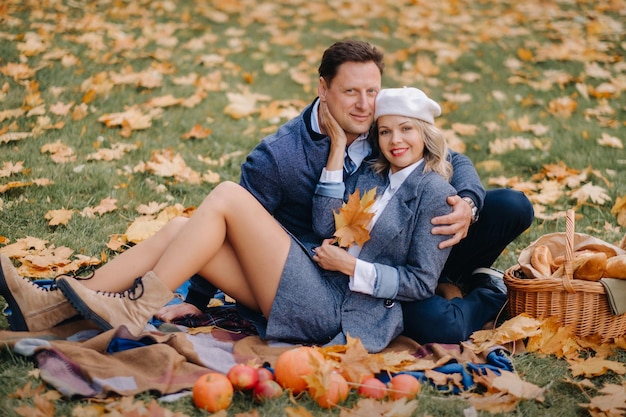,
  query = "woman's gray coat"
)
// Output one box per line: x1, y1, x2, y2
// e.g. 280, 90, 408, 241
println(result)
308, 162, 457, 352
